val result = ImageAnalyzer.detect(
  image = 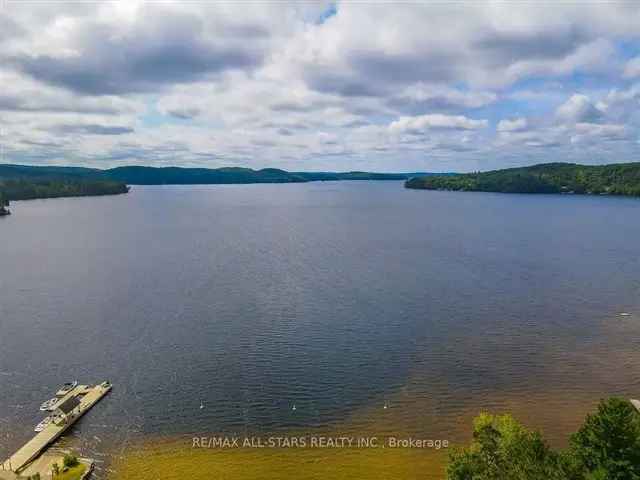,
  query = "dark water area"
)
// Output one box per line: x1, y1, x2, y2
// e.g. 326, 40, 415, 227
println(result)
1, 182, 640, 470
